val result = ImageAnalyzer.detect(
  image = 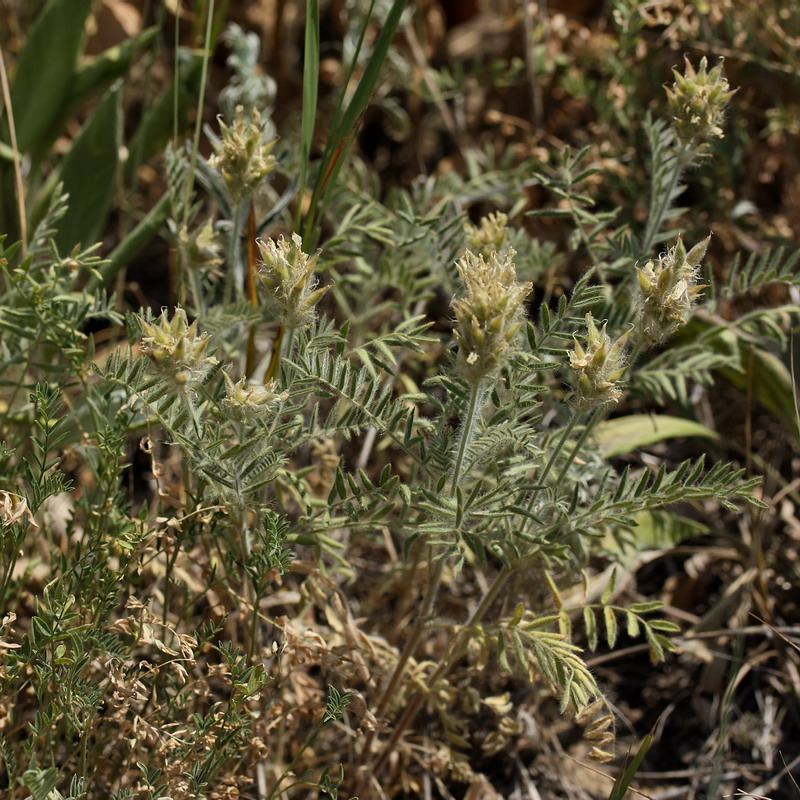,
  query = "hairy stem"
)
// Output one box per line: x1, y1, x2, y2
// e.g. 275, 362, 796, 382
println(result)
641, 142, 692, 255
553, 406, 604, 487
450, 379, 487, 491
526, 411, 582, 512
357, 379, 487, 782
